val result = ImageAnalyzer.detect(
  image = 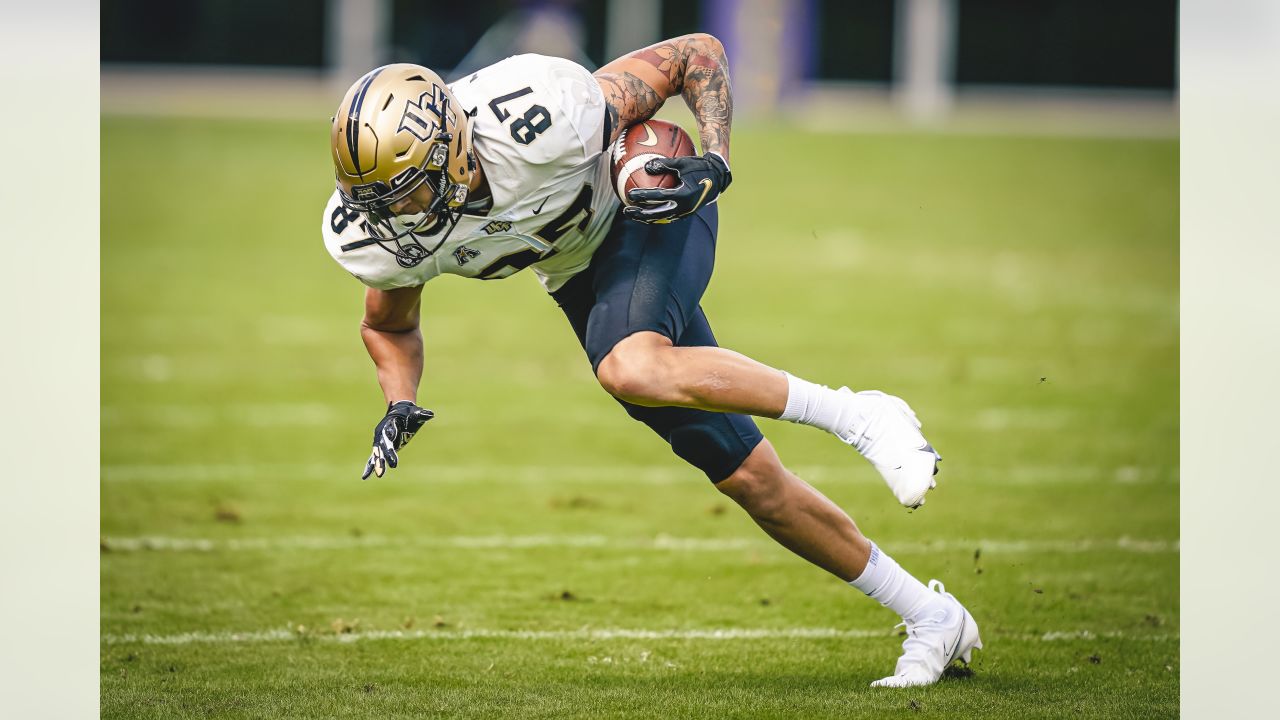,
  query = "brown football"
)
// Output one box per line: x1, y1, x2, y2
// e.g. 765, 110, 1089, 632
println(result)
610, 119, 697, 206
